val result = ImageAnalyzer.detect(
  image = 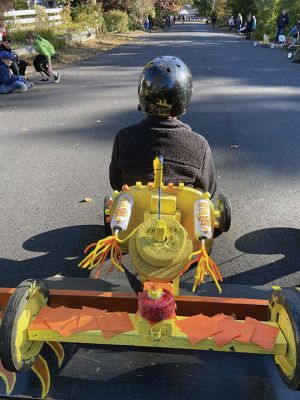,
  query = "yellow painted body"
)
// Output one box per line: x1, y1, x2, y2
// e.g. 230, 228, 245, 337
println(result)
109, 183, 215, 253
28, 315, 287, 356
269, 292, 298, 380
15, 285, 47, 369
